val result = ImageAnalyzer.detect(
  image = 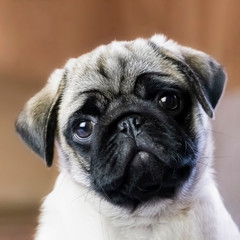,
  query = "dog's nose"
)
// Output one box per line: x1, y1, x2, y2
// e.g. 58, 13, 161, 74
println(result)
118, 115, 143, 137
